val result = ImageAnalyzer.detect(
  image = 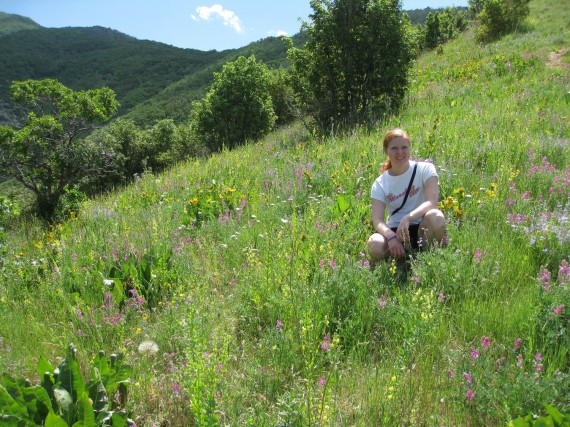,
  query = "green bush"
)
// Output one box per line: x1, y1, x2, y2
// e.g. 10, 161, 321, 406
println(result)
475, 0, 531, 43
